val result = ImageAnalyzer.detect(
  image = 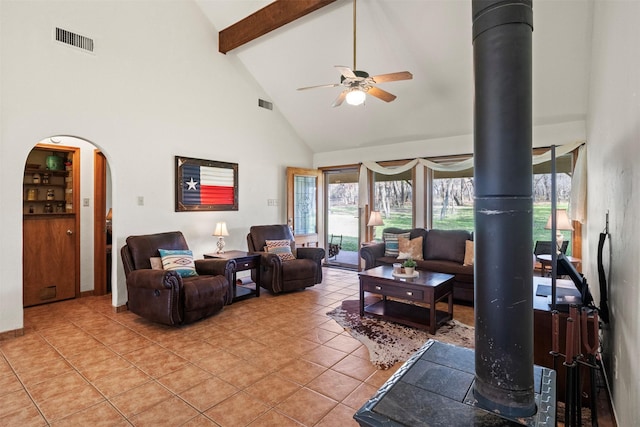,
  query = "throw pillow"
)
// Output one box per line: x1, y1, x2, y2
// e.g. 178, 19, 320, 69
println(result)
463, 240, 474, 266
149, 257, 163, 270
397, 236, 424, 260
265, 239, 296, 261
383, 232, 411, 257
157, 249, 198, 277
